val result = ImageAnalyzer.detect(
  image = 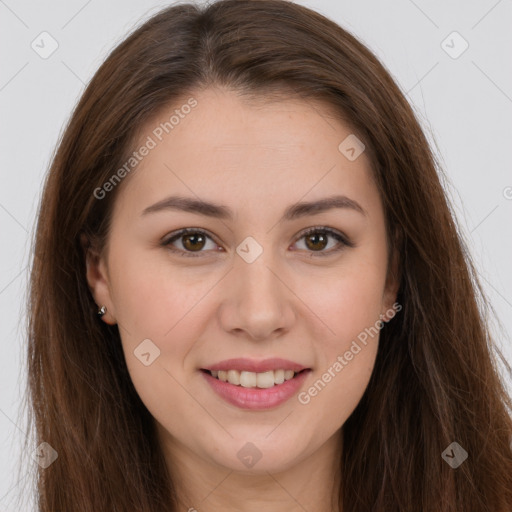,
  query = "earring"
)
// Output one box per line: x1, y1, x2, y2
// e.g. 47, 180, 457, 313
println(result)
97, 305, 107, 317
